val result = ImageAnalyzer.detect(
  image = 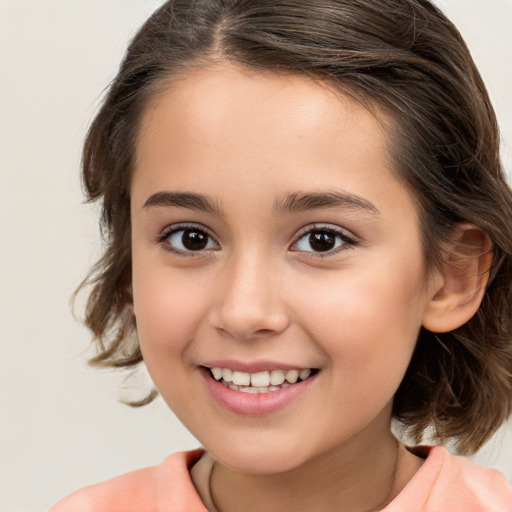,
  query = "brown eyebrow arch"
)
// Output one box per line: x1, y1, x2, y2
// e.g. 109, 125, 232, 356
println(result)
274, 191, 380, 215
143, 191, 223, 216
